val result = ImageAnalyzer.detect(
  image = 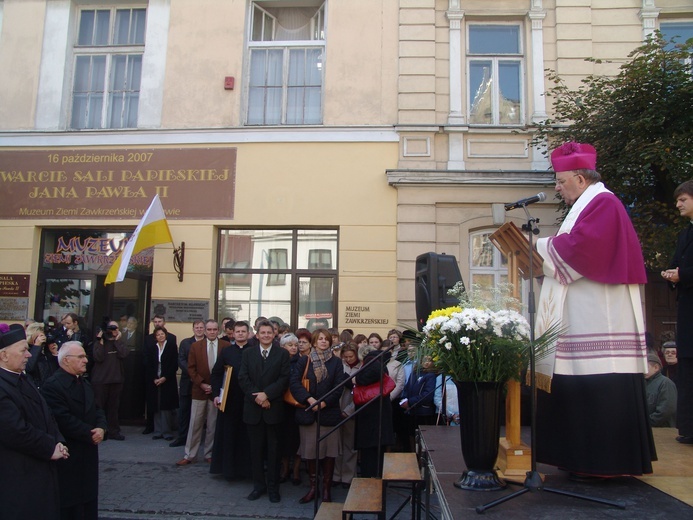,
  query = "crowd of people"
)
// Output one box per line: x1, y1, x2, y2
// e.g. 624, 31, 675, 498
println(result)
160, 317, 456, 504
4, 301, 683, 516
1, 312, 457, 516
